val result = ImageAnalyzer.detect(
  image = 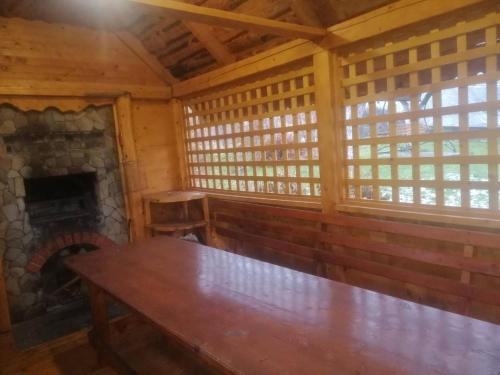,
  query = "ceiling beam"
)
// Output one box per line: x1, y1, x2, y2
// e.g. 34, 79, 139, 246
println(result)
127, 0, 327, 40
325, 0, 488, 46
173, 0, 490, 97
183, 21, 235, 65
115, 31, 178, 84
